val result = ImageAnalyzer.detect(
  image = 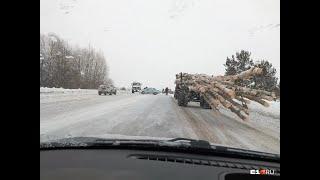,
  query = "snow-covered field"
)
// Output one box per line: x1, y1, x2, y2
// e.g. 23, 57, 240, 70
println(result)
40, 87, 131, 95
40, 87, 96, 94
40, 87, 131, 104
40, 87, 280, 154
